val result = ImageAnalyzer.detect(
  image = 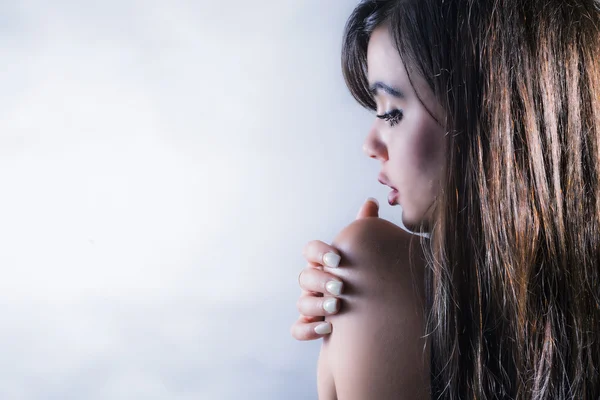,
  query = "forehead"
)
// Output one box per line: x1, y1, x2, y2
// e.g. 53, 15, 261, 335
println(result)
366, 25, 408, 85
